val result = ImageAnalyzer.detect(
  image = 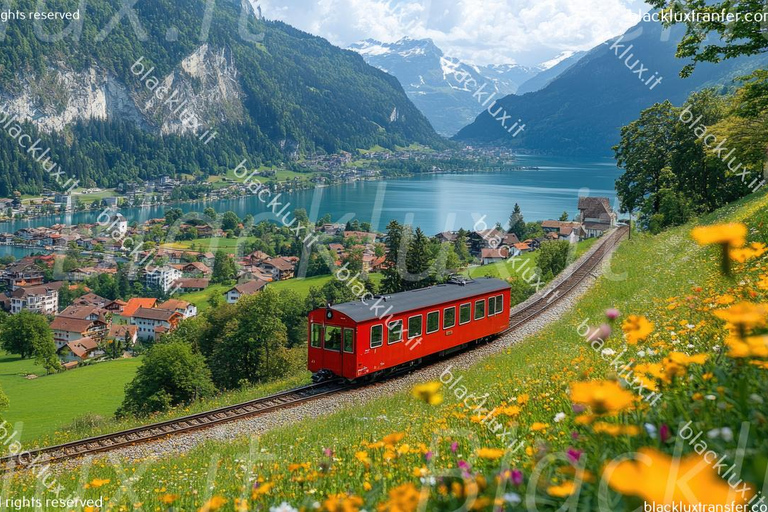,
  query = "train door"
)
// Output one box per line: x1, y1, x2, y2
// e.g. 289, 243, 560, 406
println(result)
322, 324, 344, 376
